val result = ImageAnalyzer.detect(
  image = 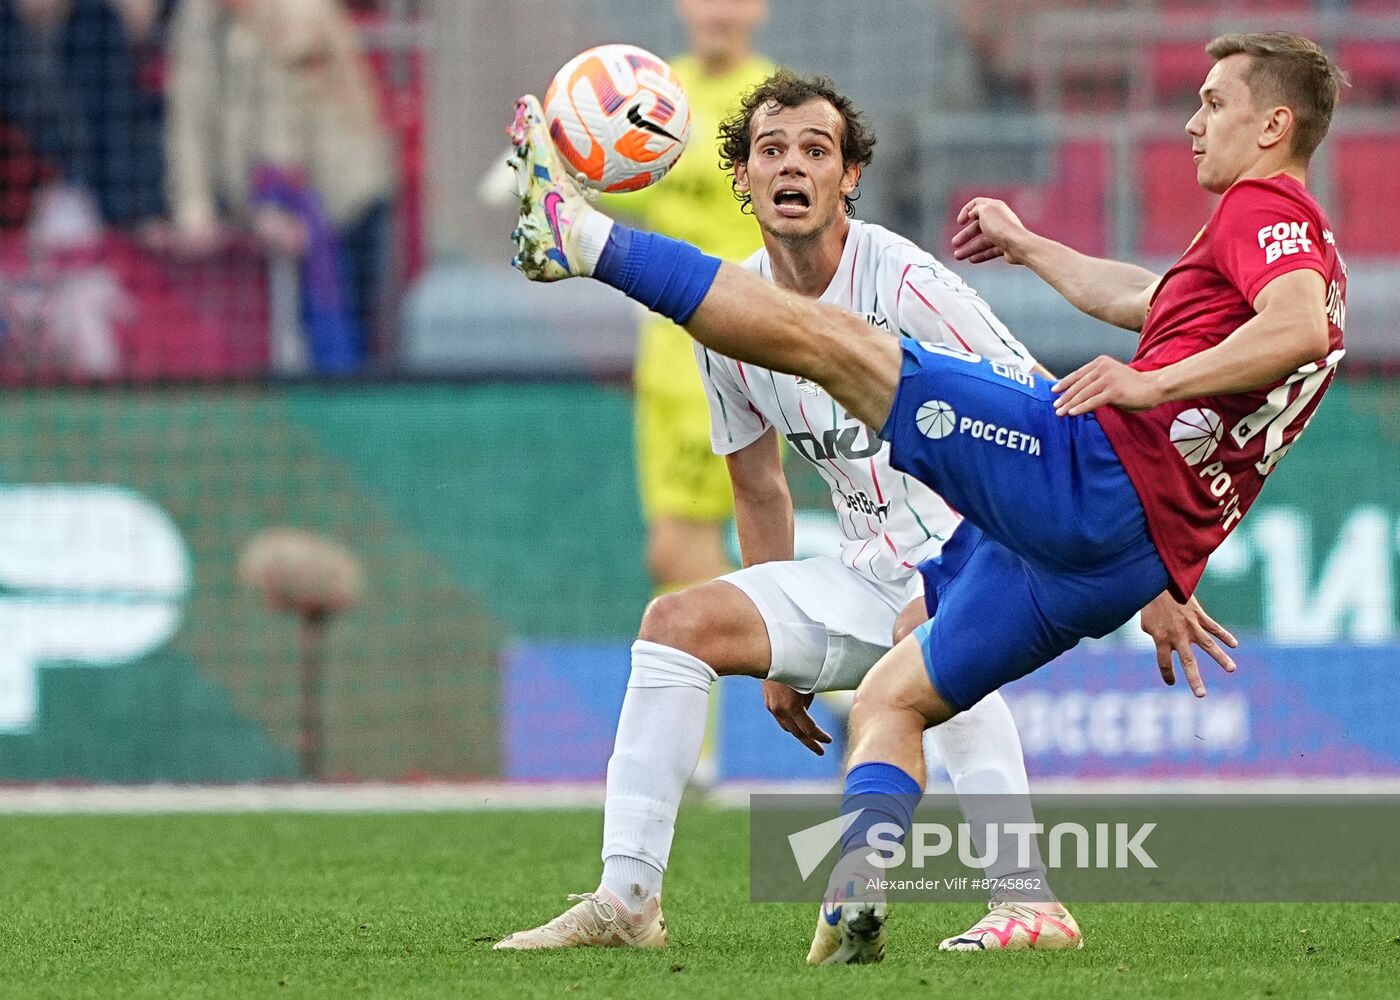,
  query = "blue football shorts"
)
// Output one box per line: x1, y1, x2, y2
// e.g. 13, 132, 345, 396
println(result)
878, 338, 1169, 711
